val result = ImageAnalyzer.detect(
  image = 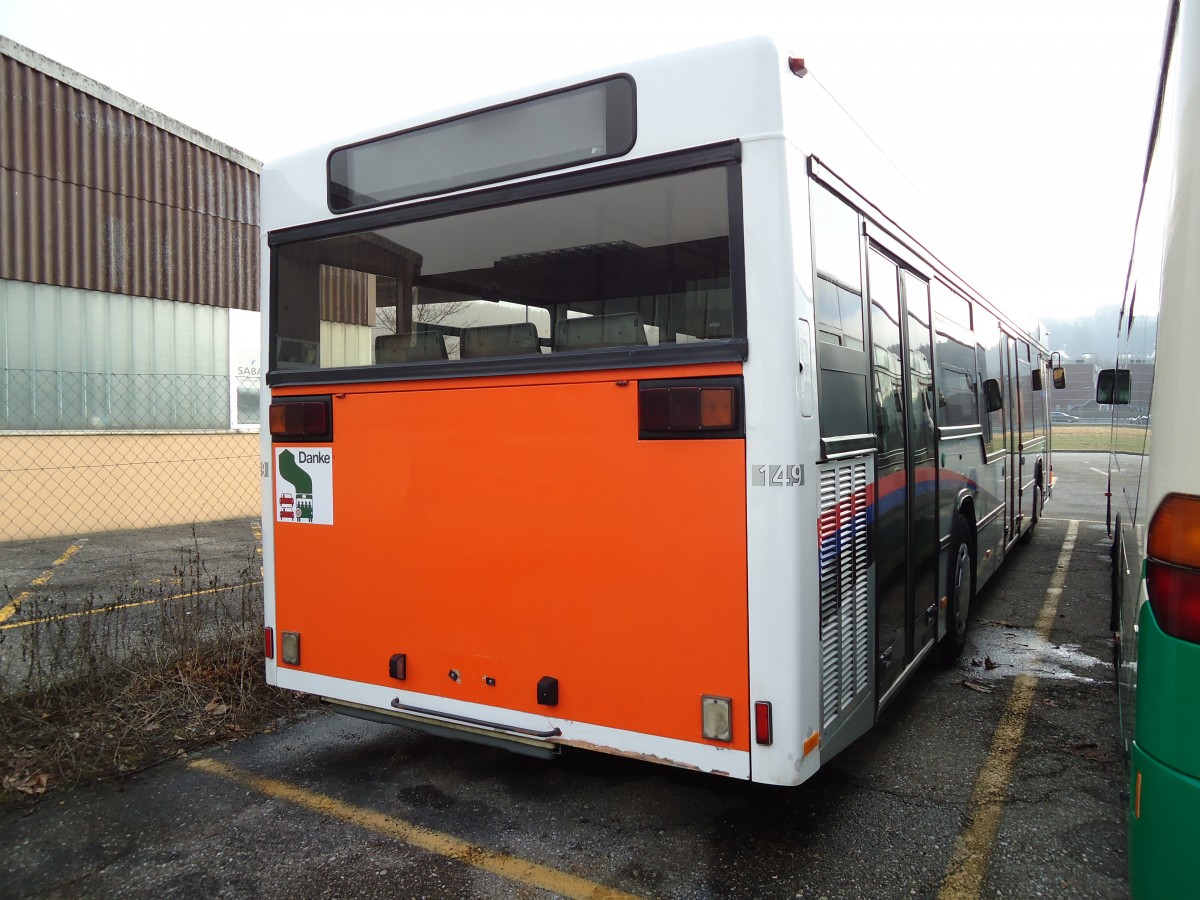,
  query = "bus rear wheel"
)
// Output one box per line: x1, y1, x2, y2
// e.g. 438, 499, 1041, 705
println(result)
941, 514, 975, 665
1019, 473, 1043, 545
